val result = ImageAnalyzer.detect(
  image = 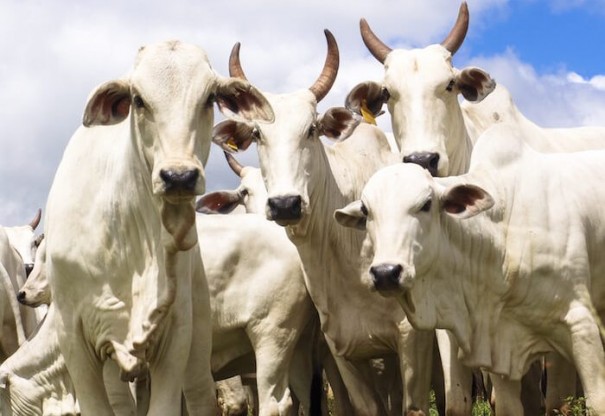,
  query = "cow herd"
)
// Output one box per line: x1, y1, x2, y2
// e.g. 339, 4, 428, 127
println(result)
1, 2, 604, 415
